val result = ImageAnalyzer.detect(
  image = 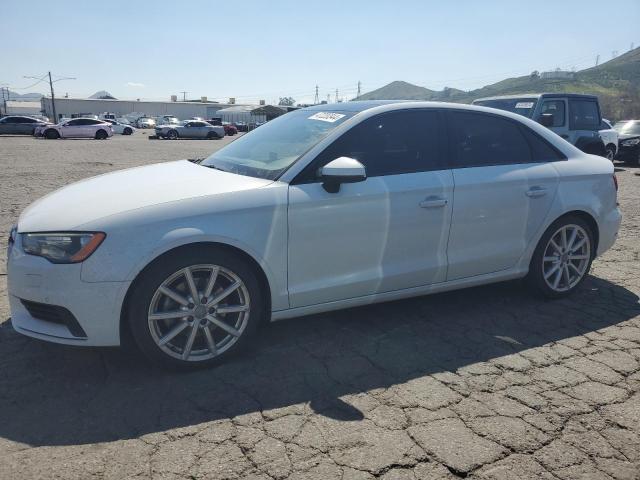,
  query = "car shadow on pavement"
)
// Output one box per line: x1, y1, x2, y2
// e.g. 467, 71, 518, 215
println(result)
0, 275, 638, 447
